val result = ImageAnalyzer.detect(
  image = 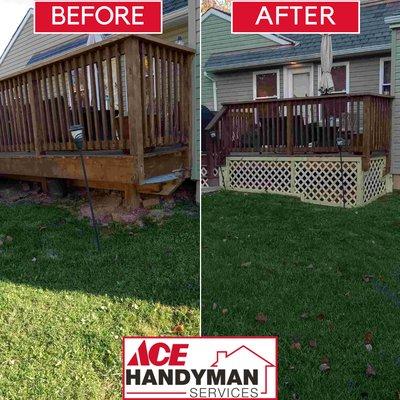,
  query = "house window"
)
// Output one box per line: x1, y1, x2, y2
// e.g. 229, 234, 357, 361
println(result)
253, 70, 280, 99
331, 64, 348, 93
380, 58, 391, 95
318, 62, 349, 94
